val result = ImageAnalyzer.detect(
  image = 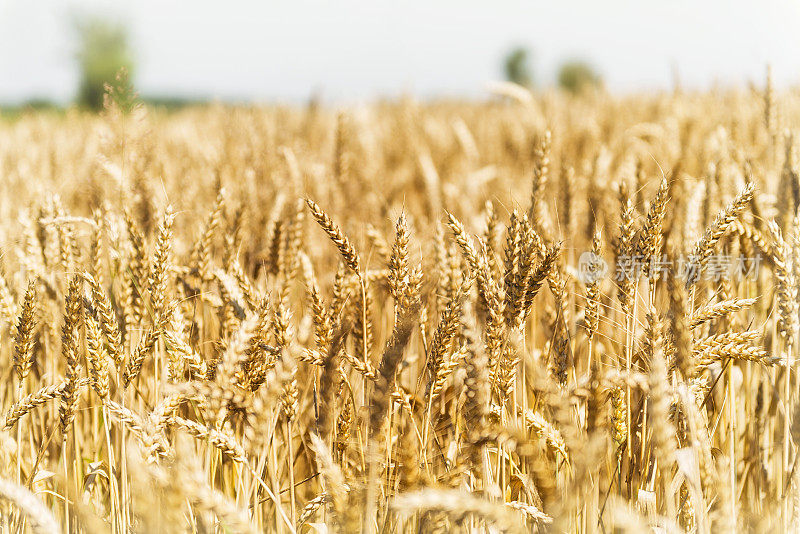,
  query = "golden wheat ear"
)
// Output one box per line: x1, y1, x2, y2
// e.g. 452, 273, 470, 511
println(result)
306, 198, 362, 276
